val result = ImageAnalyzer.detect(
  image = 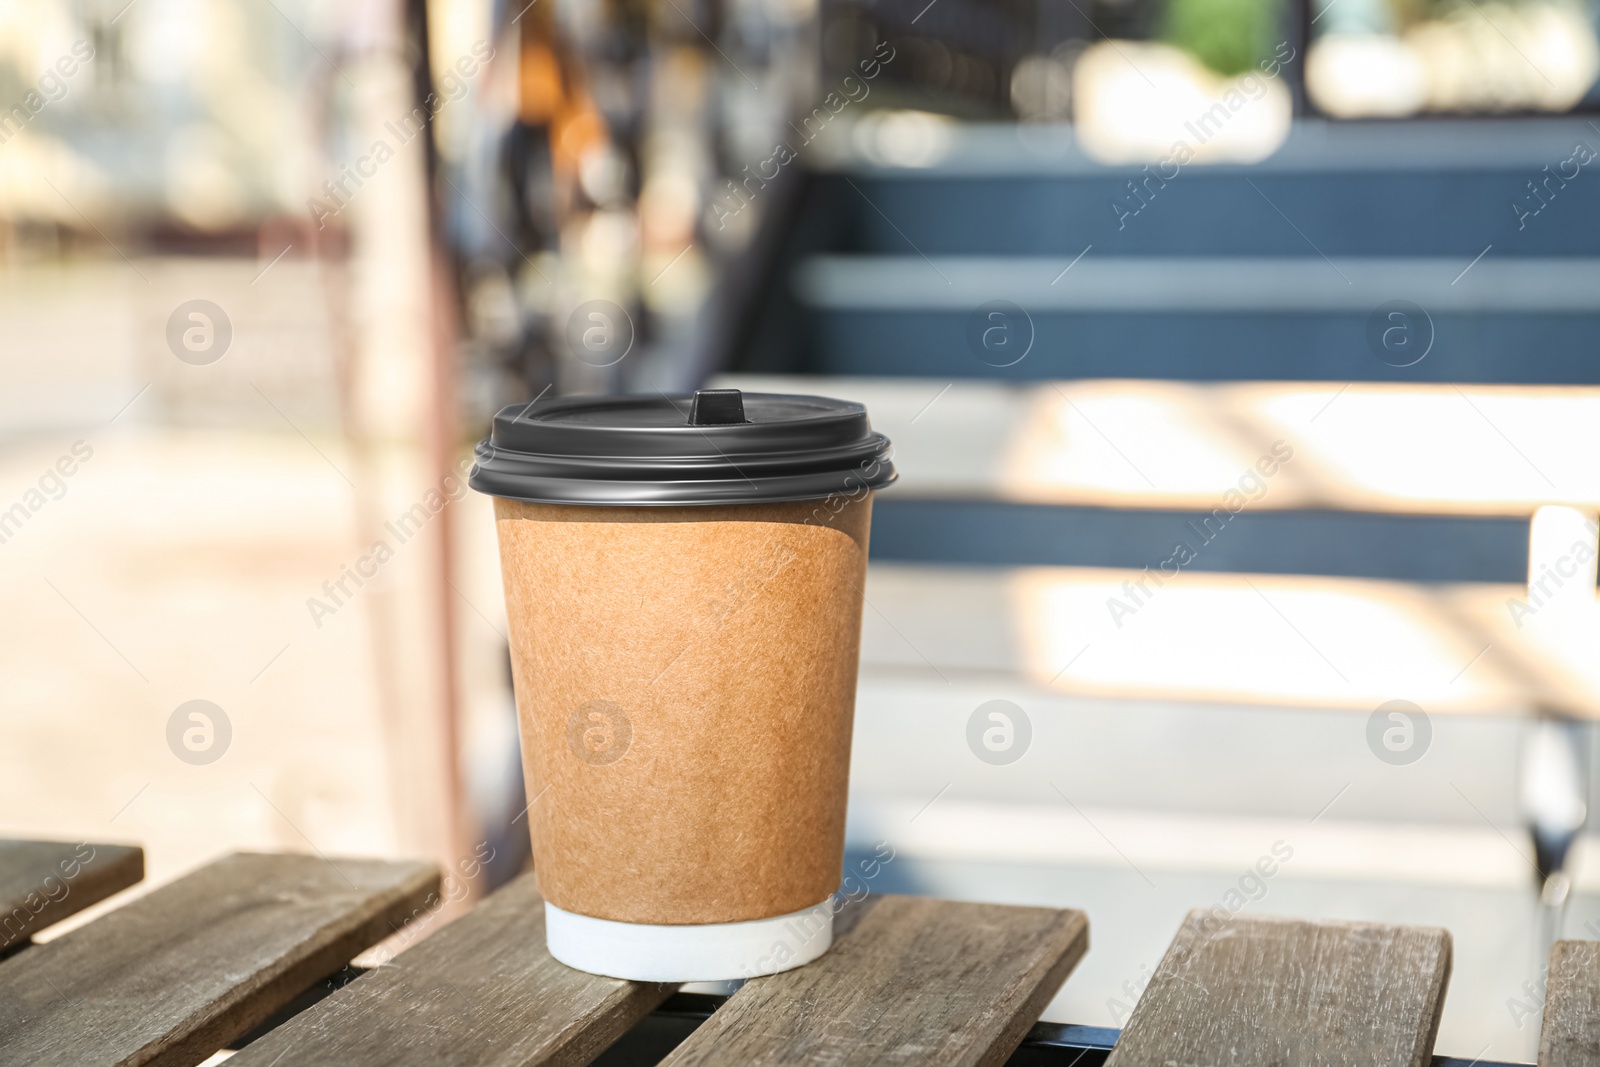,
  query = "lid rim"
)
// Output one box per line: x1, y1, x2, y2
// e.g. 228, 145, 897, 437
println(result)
472, 438, 893, 475
469, 468, 897, 507
472, 391, 896, 506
